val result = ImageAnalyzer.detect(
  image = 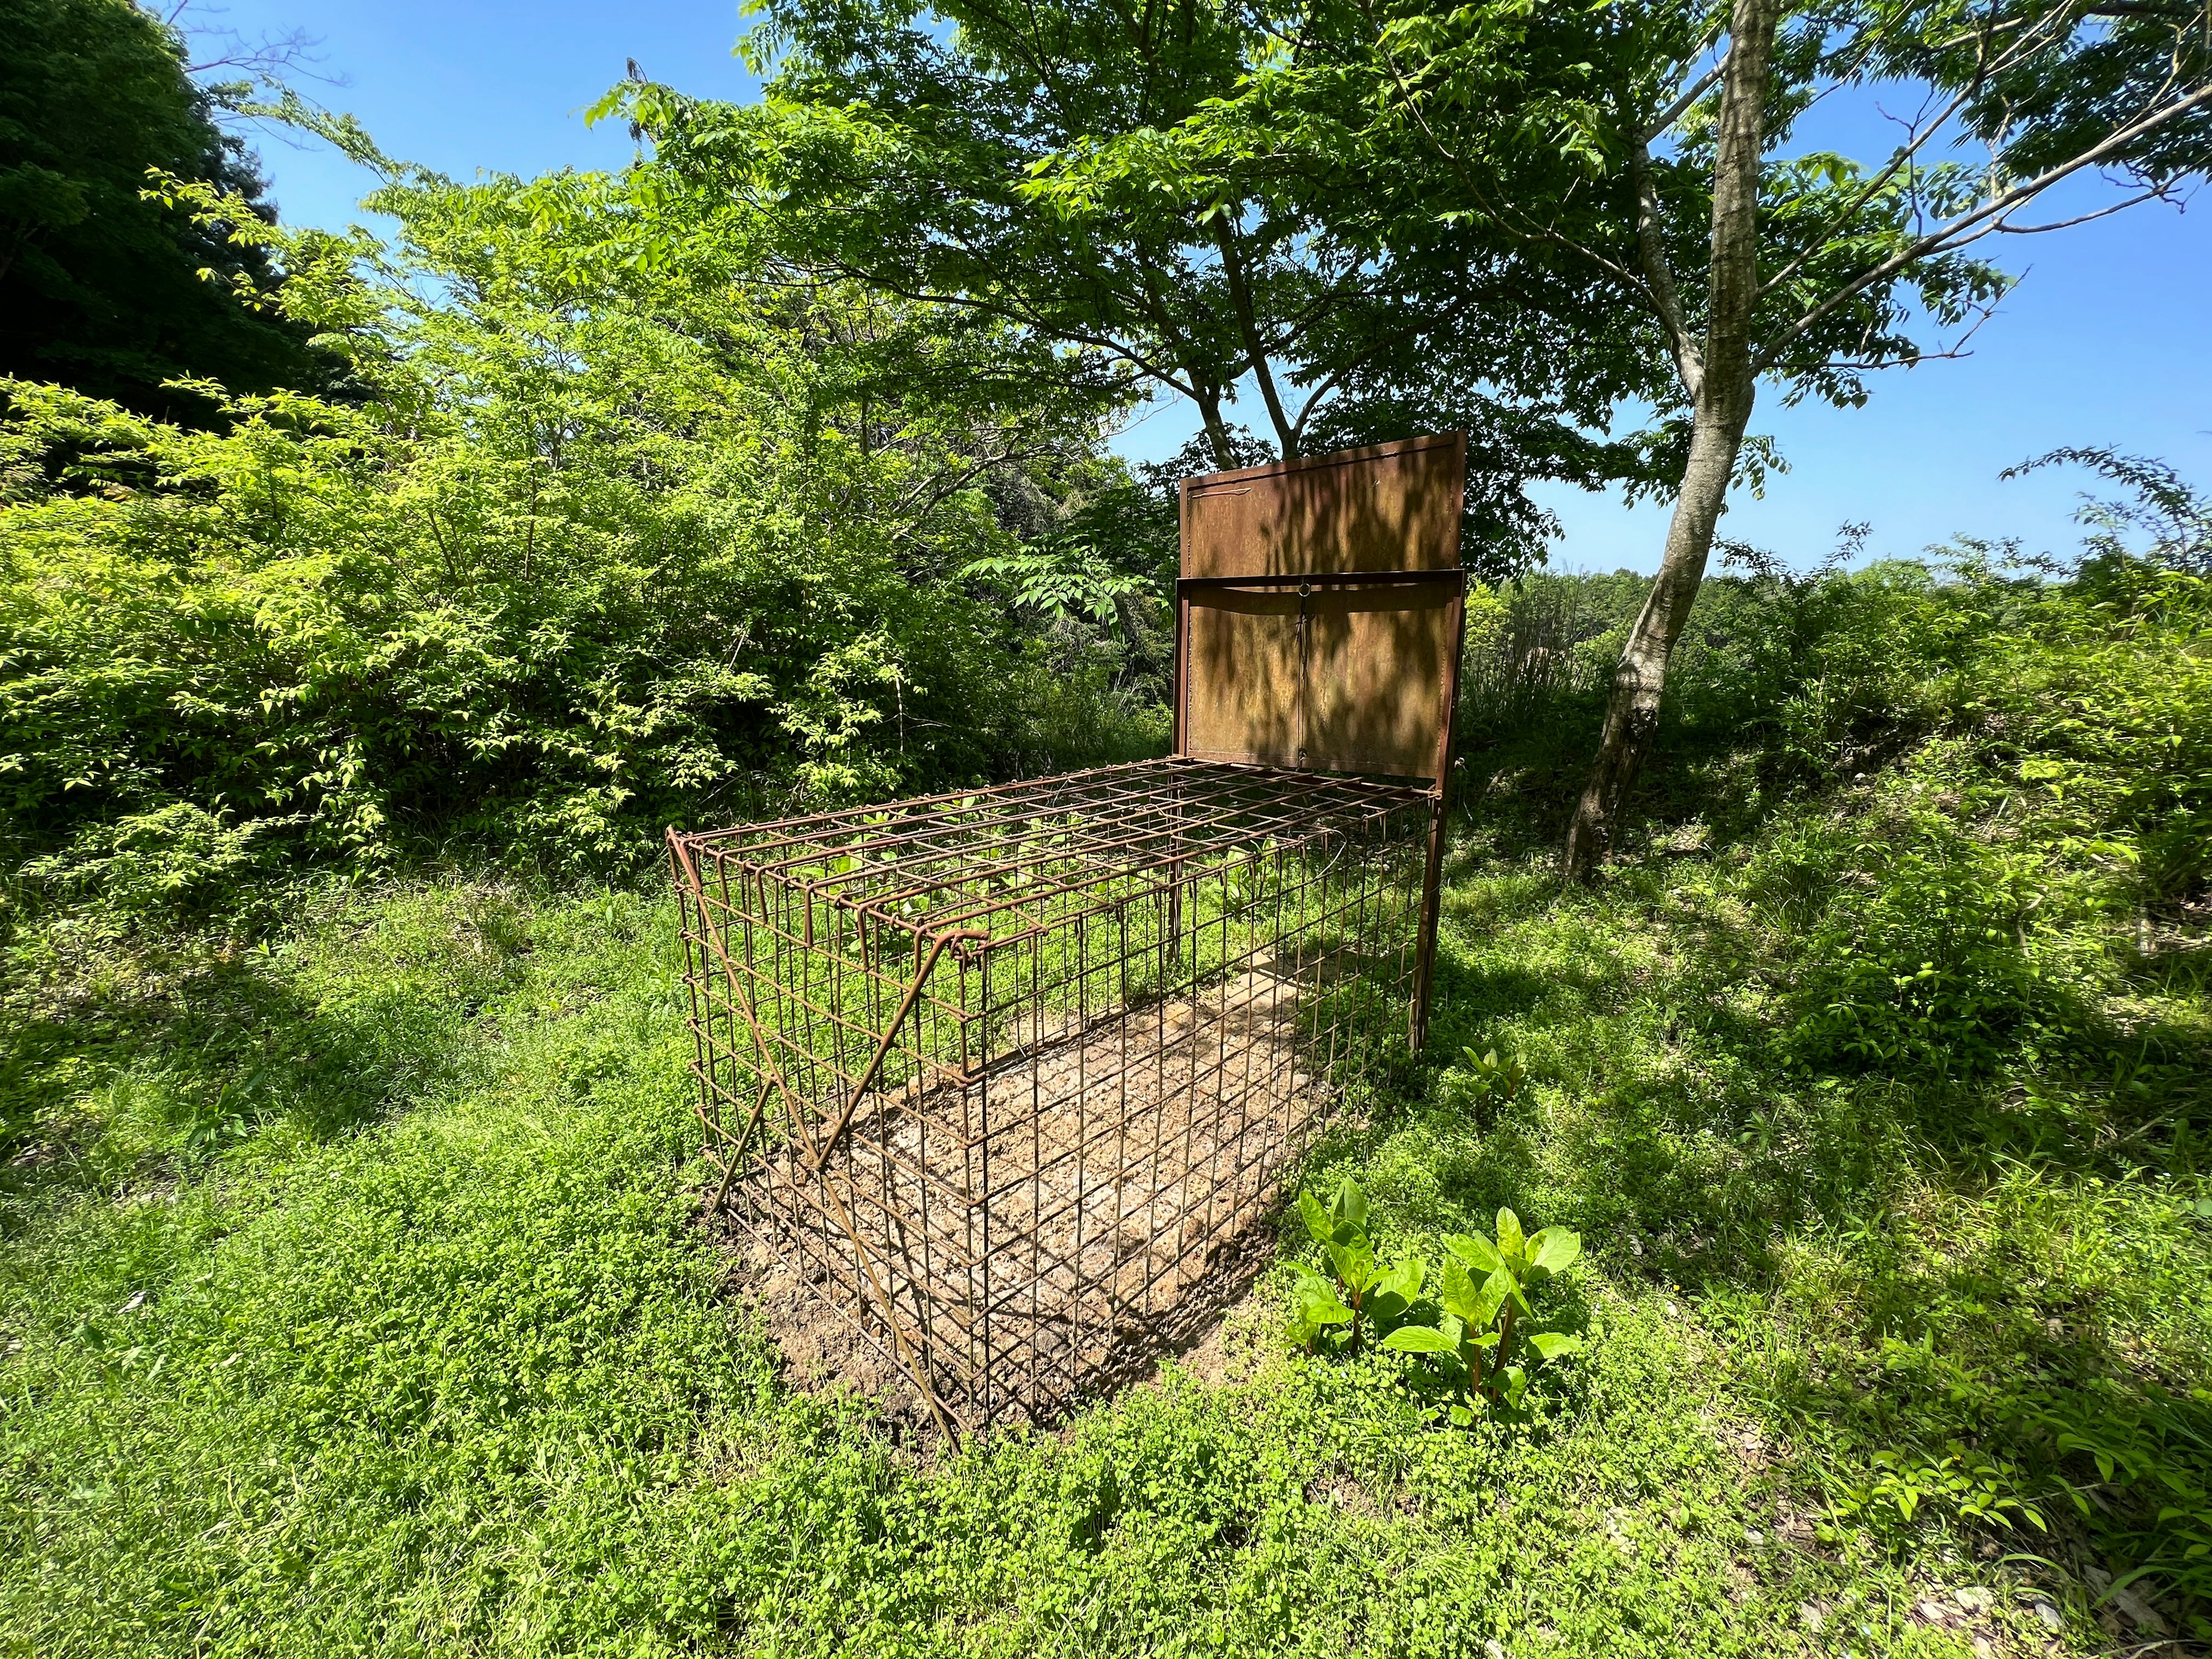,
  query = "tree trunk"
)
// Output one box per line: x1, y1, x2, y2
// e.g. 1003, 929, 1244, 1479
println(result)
1561, 0, 1781, 881
1194, 387, 1238, 469
1559, 385, 1755, 877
